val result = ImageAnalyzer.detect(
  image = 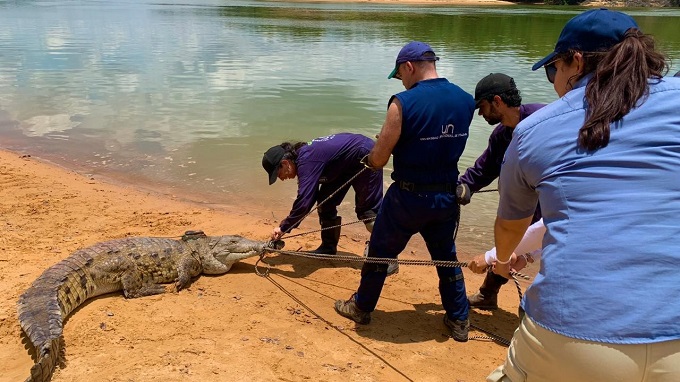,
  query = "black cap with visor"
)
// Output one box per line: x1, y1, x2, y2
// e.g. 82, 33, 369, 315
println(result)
262, 146, 286, 185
